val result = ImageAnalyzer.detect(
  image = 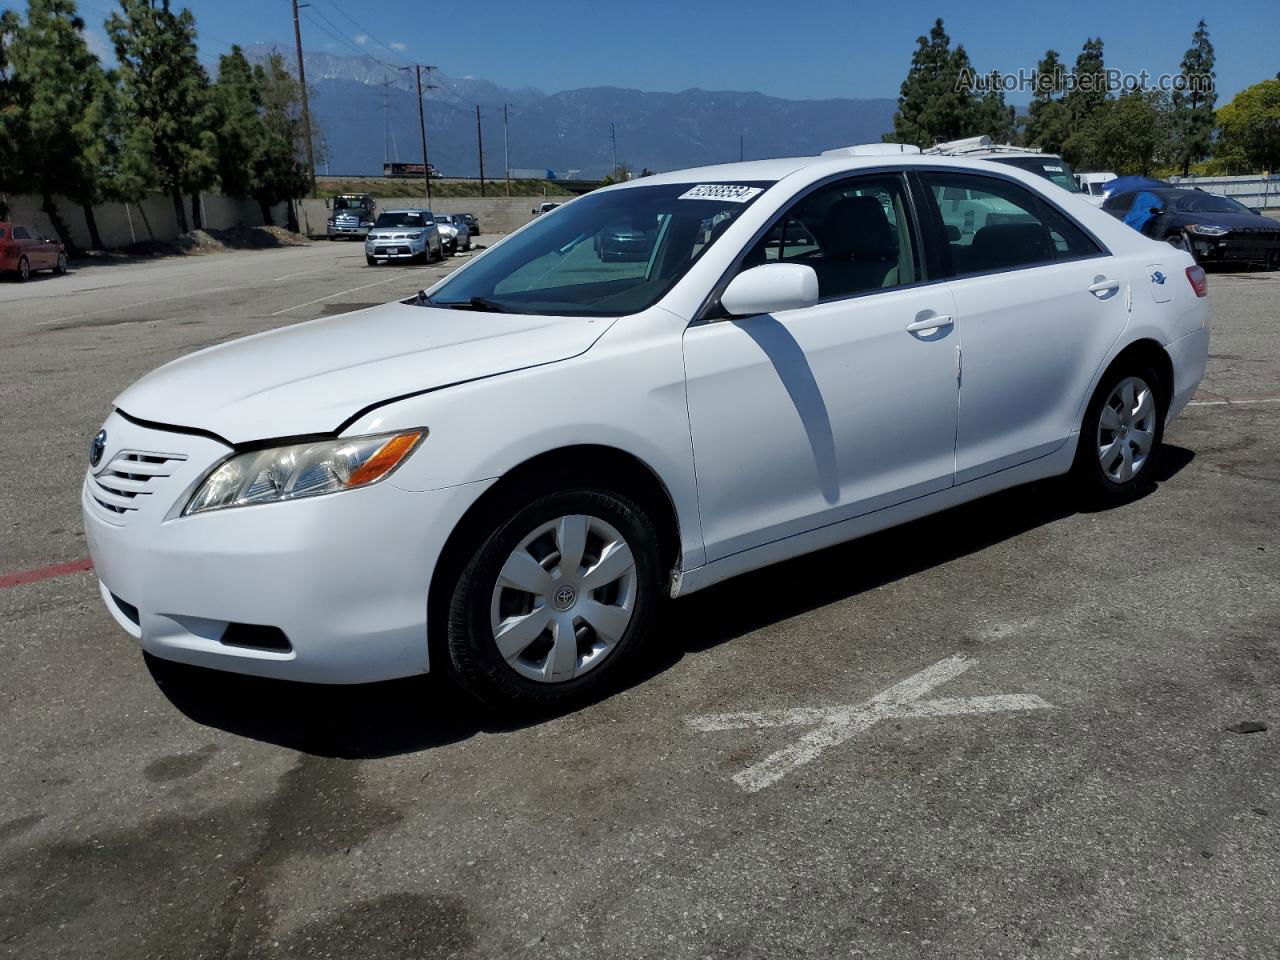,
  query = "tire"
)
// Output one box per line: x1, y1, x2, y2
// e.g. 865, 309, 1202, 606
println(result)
54, 252, 68, 274
1071, 361, 1166, 506
16, 256, 30, 282
446, 488, 663, 710
366, 255, 378, 266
